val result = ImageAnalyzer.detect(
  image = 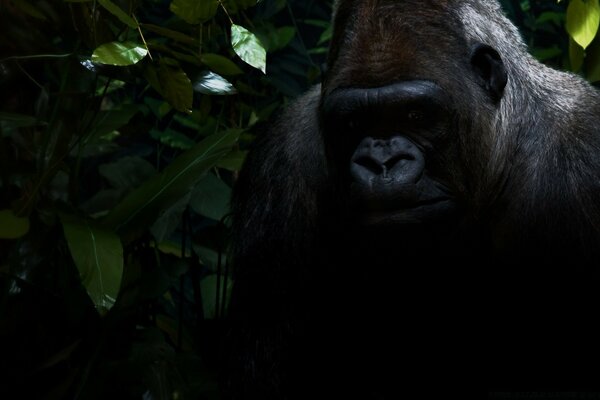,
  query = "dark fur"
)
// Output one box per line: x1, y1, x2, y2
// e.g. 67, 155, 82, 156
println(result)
226, 1, 600, 398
